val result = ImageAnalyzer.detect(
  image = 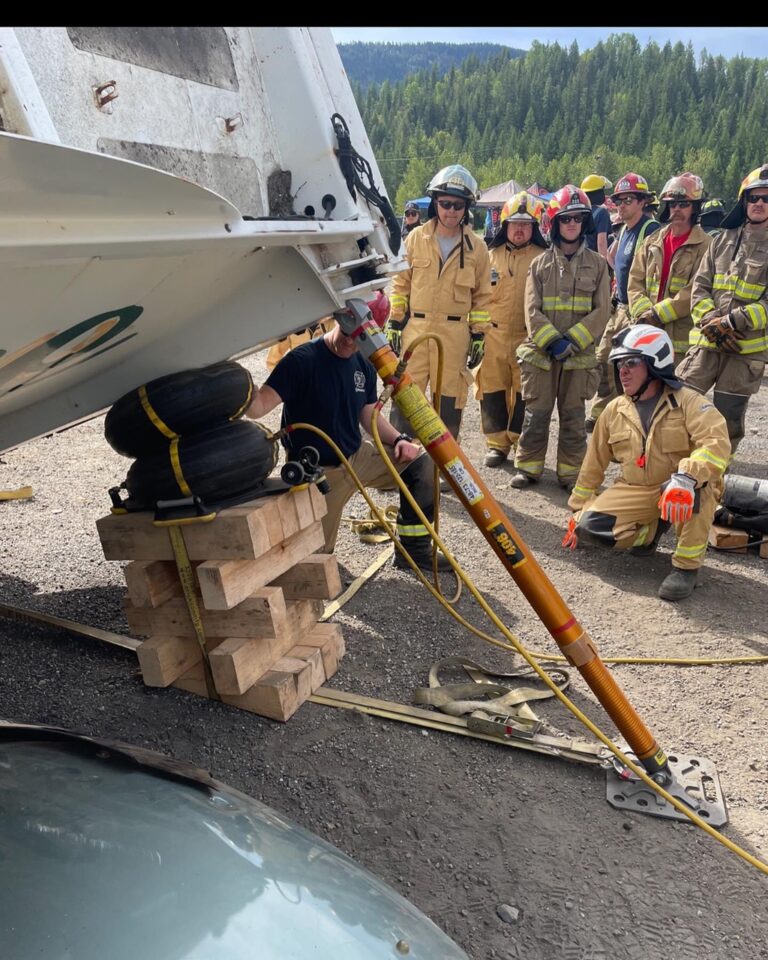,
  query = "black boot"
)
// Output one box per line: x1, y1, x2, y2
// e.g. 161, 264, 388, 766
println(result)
393, 537, 452, 572
658, 567, 699, 601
